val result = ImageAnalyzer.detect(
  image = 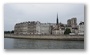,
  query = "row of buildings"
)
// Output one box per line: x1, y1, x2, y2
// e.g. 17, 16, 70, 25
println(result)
14, 14, 84, 35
